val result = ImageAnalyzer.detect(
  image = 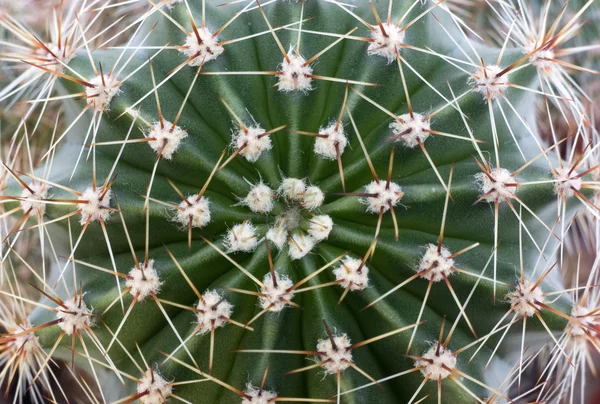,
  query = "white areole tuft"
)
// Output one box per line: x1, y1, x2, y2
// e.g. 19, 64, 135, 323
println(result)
361, 180, 403, 213
475, 167, 516, 203
416, 344, 457, 380
147, 120, 188, 160
277, 50, 313, 93
56, 299, 94, 334
231, 125, 272, 163
181, 26, 224, 66
367, 22, 405, 62
174, 194, 211, 228
225, 221, 259, 253
389, 113, 431, 148
86, 74, 121, 112
314, 122, 348, 160
126, 260, 162, 301
195, 290, 234, 334
78, 187, 112, 225
470, 65, 508, 100
20, 182, 48, 216
316, 333, 353, 374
